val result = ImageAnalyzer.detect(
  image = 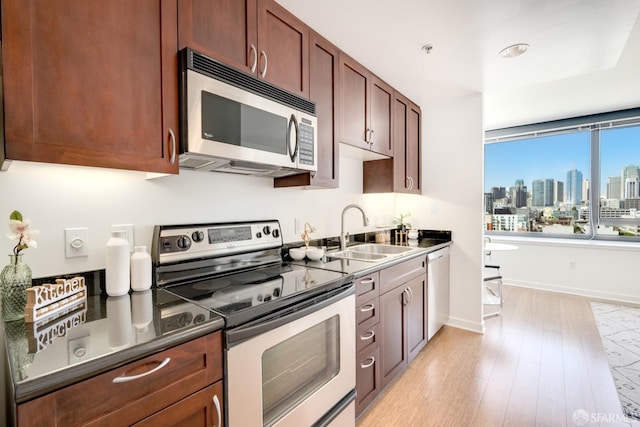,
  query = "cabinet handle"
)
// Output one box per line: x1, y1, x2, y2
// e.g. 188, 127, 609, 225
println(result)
370, 129, 376, 144
249, 44, 258, 73
168, 128, 176, 164
212, 394, 221, 427
407, 176, 414, 190
407, 287, 414, 304
360, 303, 375, 312
360, 357, 375, 369
360, 330, 375, 340
359, 278, 375, 285
112, 357, 170, 383
402, 289, 408, 305
365, 128, 371, 143
259, 50, 268, 78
